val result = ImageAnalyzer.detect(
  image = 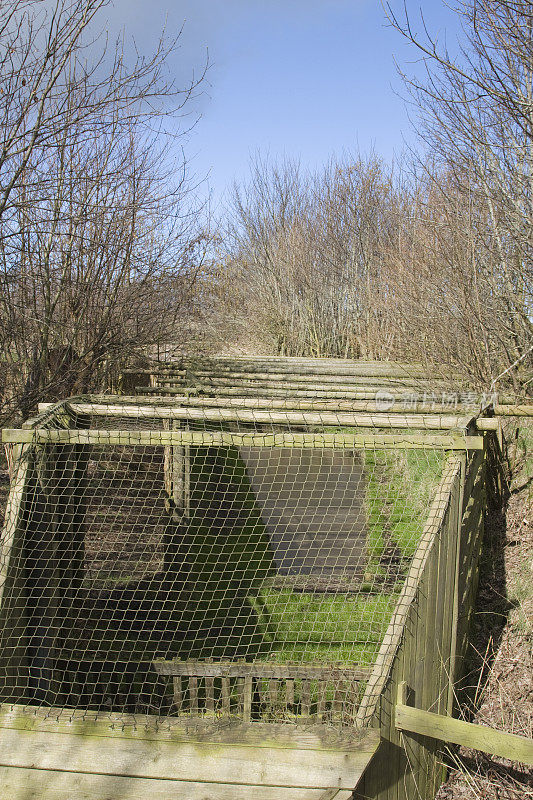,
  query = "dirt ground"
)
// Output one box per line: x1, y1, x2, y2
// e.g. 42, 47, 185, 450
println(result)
436, 486, 533, 800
